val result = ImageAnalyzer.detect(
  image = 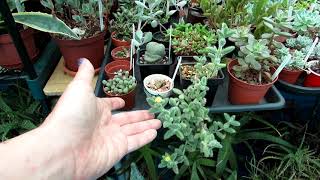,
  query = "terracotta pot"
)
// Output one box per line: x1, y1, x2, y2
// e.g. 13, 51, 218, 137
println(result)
111, 46, 130, 61
111, 32, 131, 47
105, 87, 136, 110
227, 60, 278, 105
54, 31, 105, 72
105, 60, 131, 79
278, 68, 303, 84
304, 60, 320, 87
0, 28, 39, 69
